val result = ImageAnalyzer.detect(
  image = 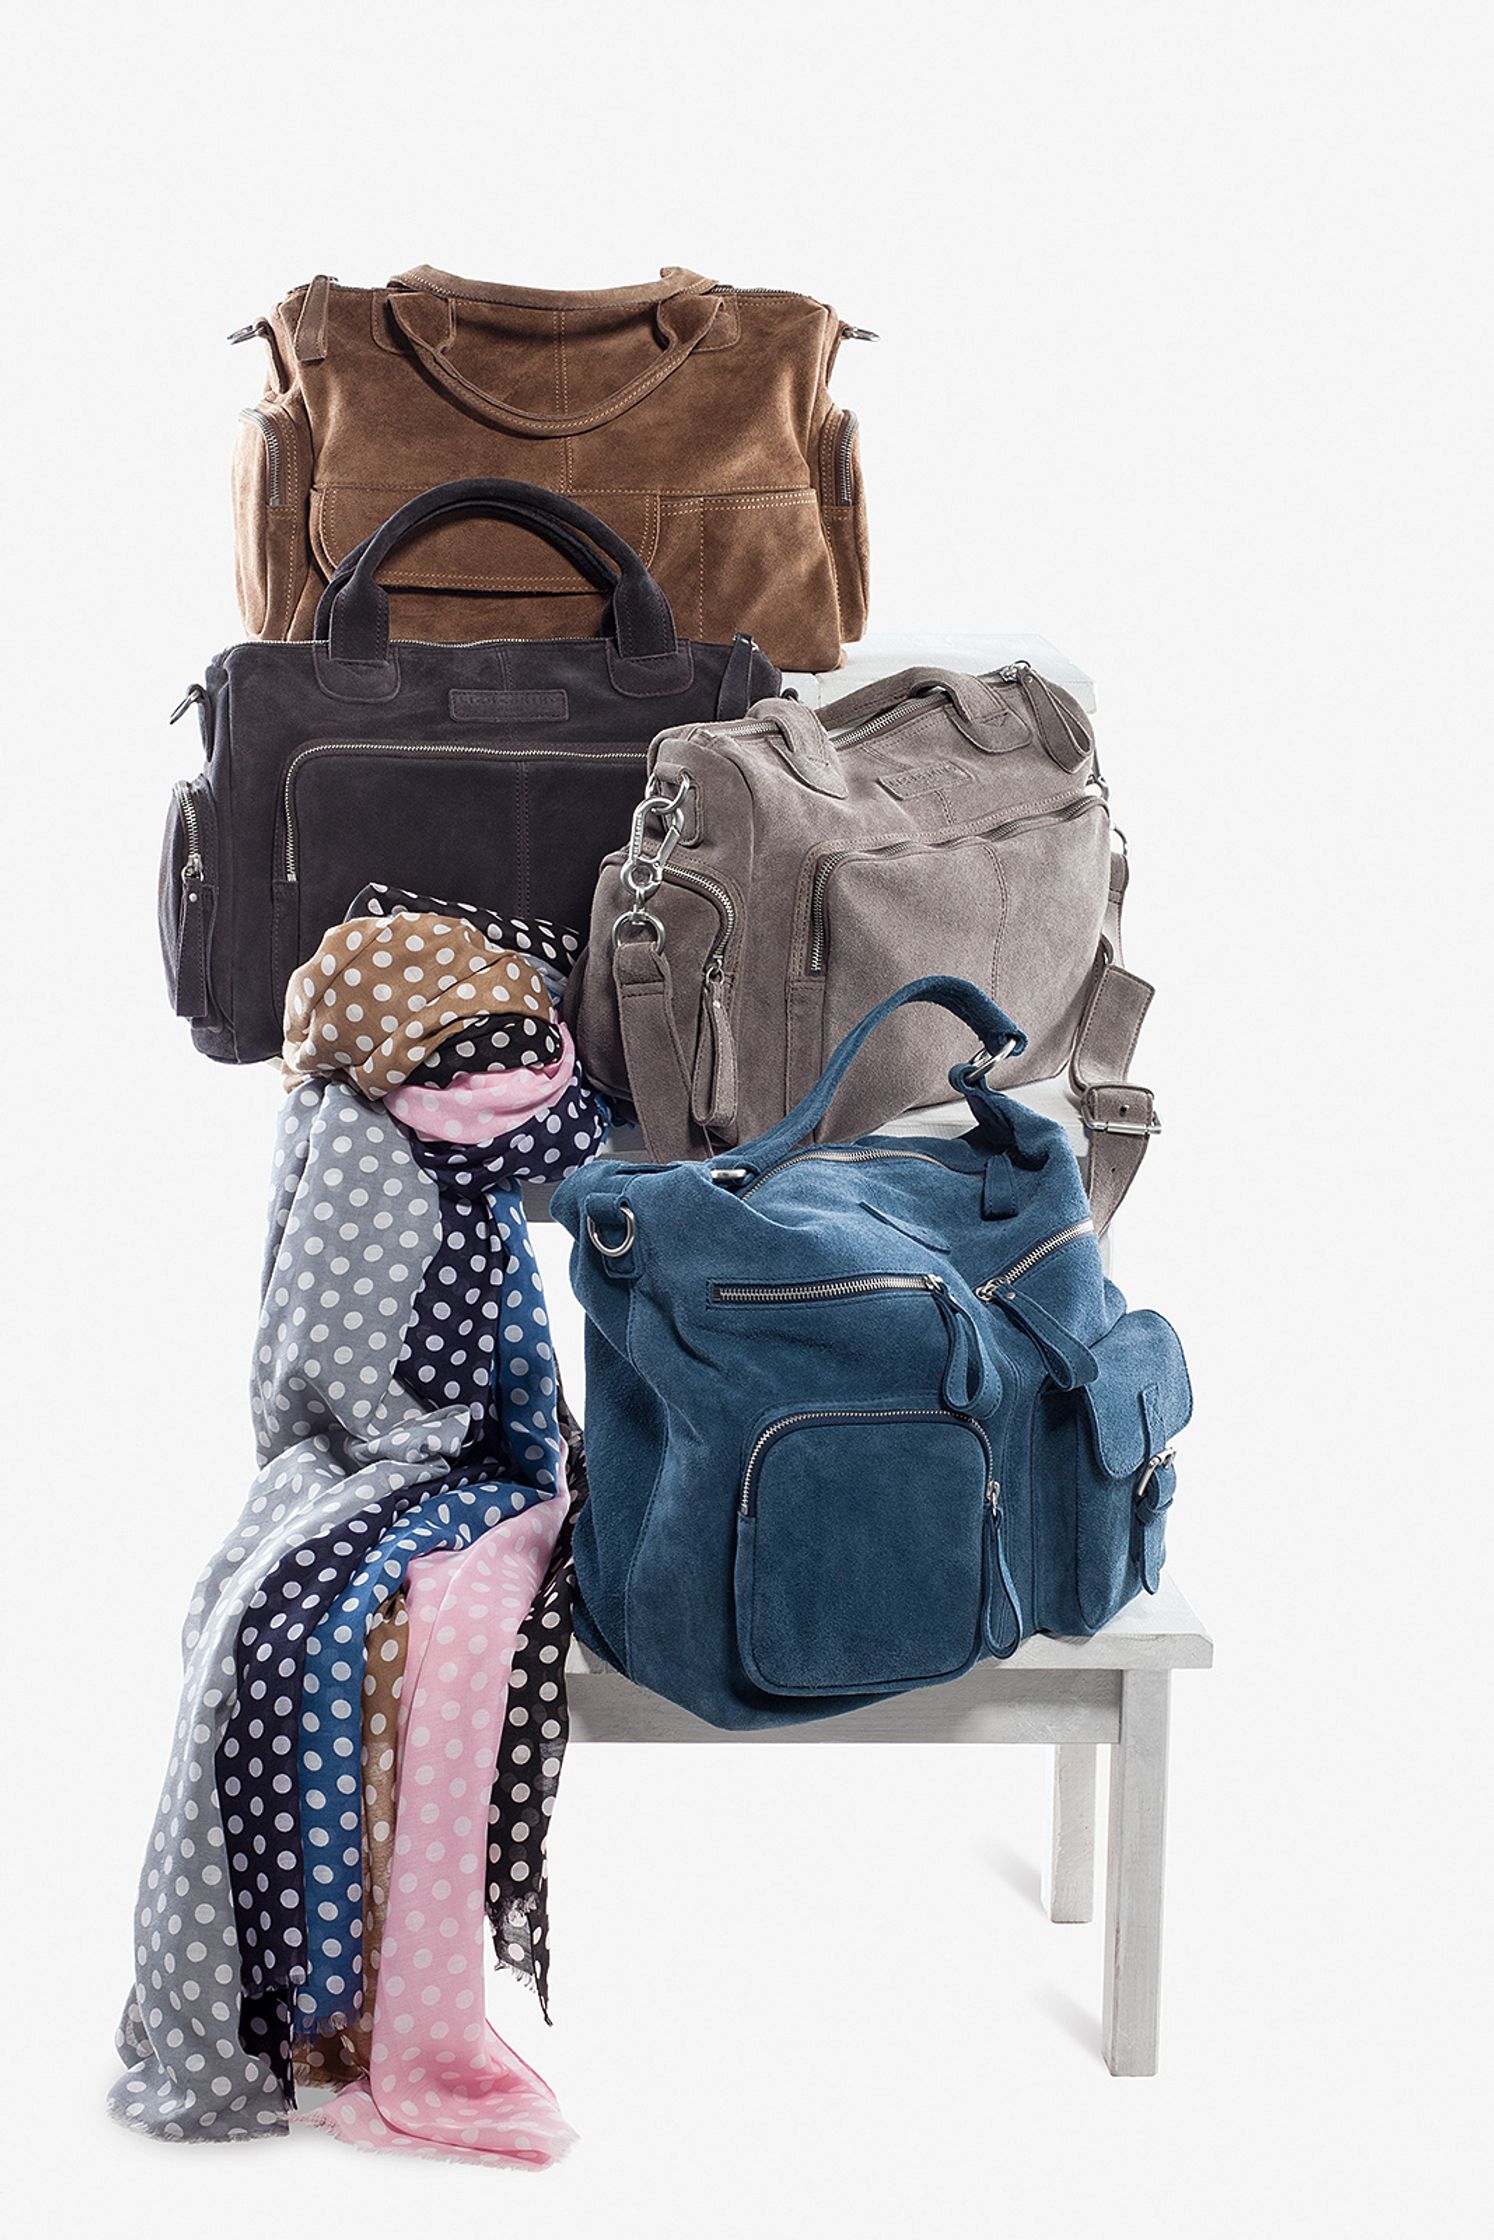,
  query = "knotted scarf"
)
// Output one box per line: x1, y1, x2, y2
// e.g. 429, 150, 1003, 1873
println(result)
282, 917, 554, 1098
352, 881, 580, 989
352, 881, 578, 1090
301, 1504, 575, 2168
387, 1024, 579, 1144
